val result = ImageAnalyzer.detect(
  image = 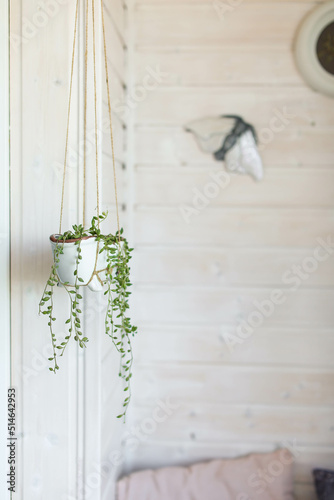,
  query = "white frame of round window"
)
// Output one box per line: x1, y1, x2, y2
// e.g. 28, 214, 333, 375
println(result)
294, 1, 334, 98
